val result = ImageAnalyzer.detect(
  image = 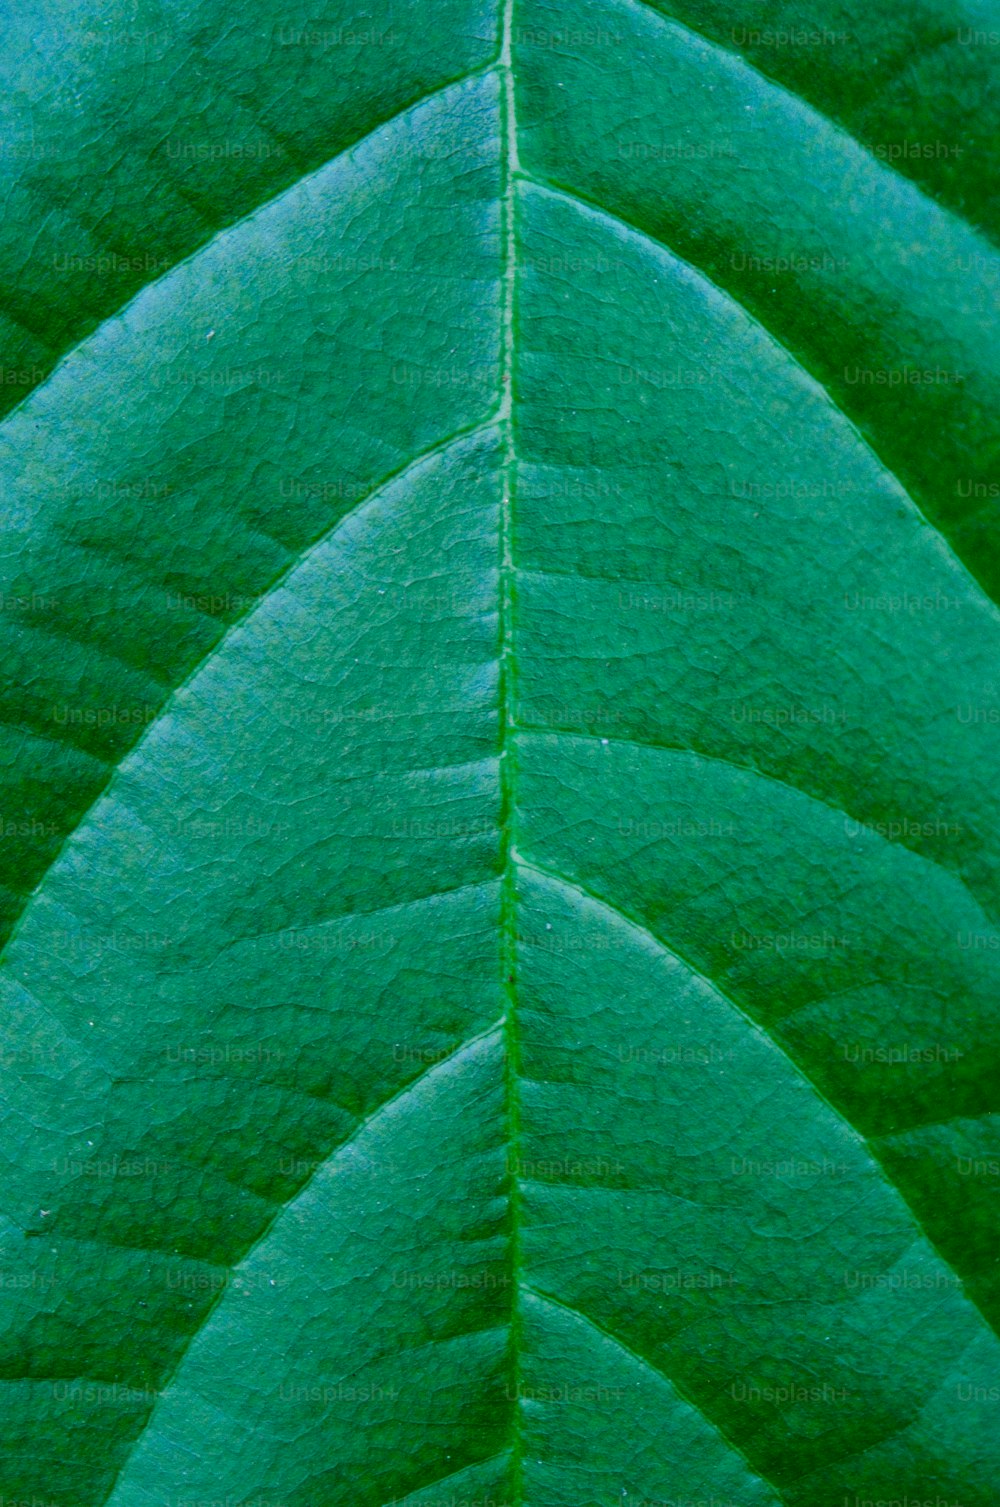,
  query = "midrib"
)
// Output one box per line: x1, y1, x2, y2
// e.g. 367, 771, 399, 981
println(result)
498, 0, 525, 1496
